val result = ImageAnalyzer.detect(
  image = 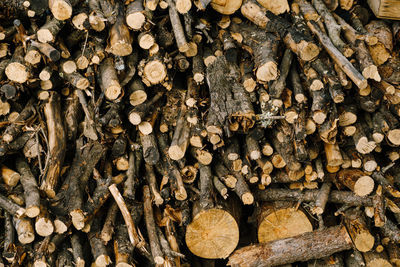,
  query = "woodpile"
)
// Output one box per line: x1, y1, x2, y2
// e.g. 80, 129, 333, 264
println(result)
0, 0, 400, 266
